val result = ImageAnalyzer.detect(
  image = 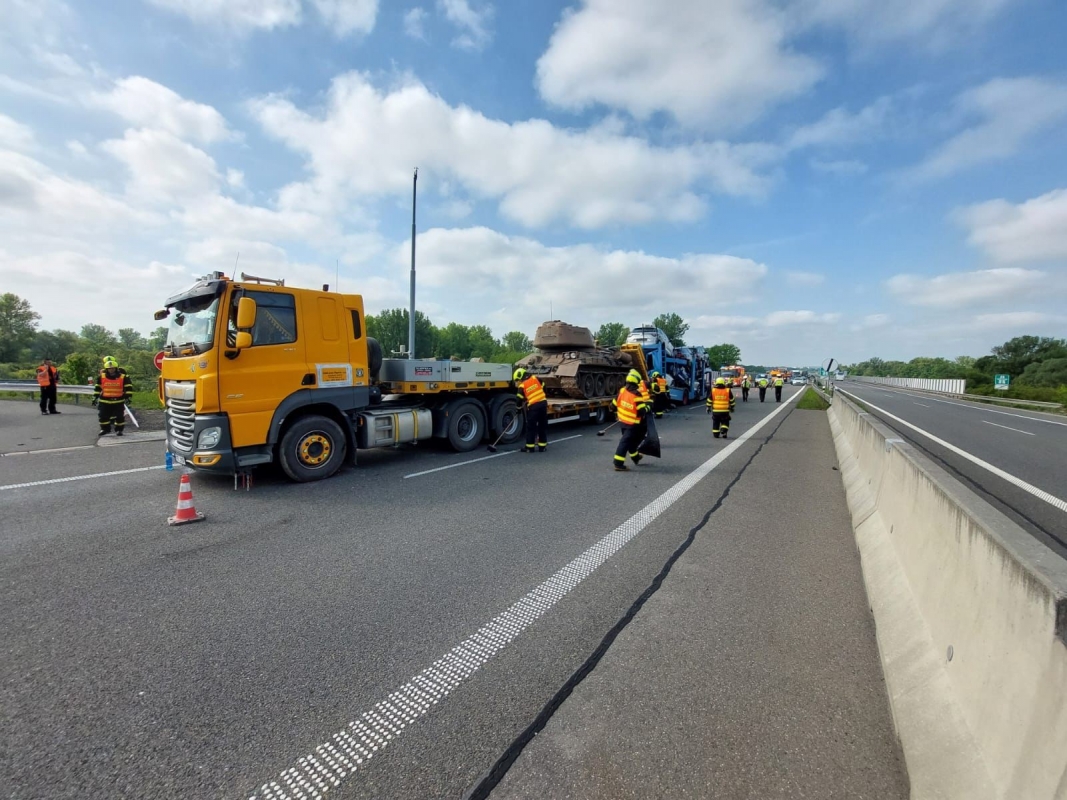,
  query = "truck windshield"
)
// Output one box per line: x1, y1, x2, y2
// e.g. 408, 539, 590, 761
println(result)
166, 295, 220, 355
